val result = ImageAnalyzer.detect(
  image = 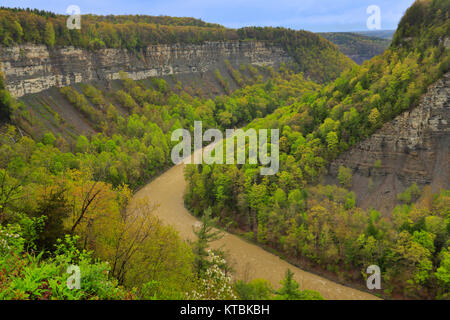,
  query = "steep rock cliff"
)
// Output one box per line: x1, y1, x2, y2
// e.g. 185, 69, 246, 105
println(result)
326, 72, 450, 213
0, 41, 291, 97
